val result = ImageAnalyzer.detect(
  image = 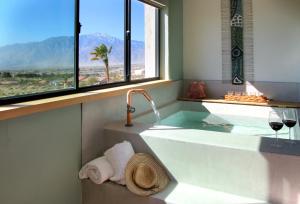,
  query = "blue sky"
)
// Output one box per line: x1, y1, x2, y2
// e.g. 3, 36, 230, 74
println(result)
80, 0, 145, 41
0, 0, 145, 47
